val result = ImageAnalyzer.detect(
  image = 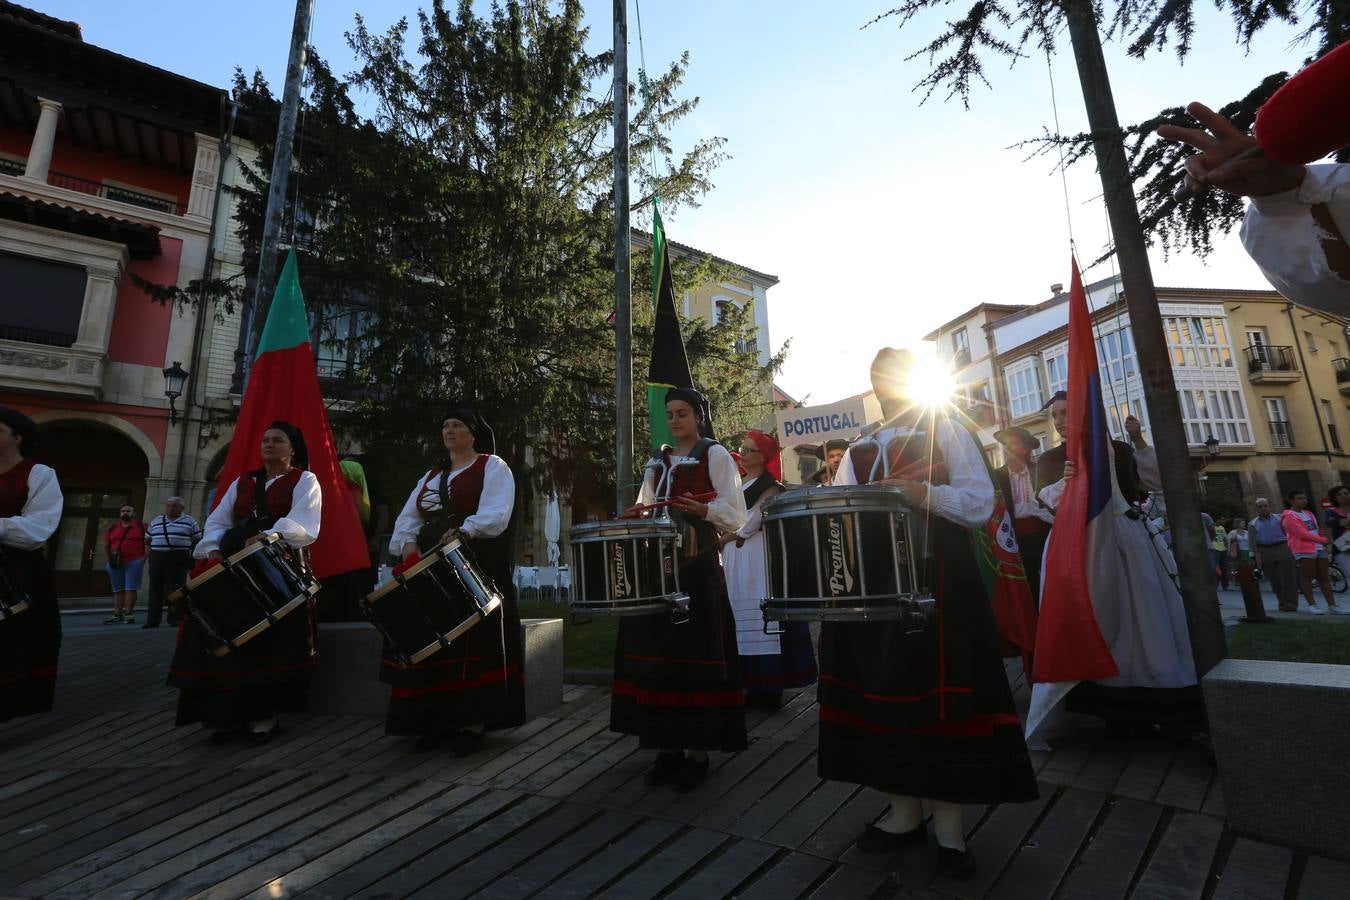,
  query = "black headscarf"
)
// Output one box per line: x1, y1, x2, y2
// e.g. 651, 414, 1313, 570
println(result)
445, 406, 496, 455
0, 407, 36, 456
664, 387, 716, 440
1041, 390, 1068, 411
264, 420, 309, 470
